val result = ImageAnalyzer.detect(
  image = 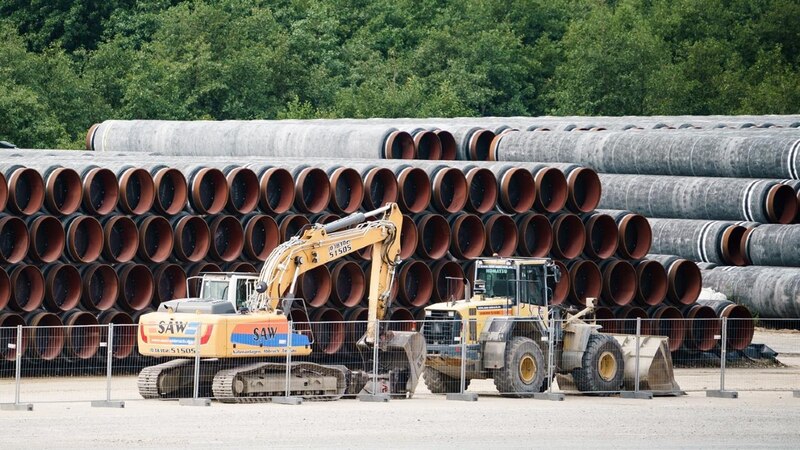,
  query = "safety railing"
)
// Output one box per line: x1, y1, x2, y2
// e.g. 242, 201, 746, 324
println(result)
1, 318, 799, 409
